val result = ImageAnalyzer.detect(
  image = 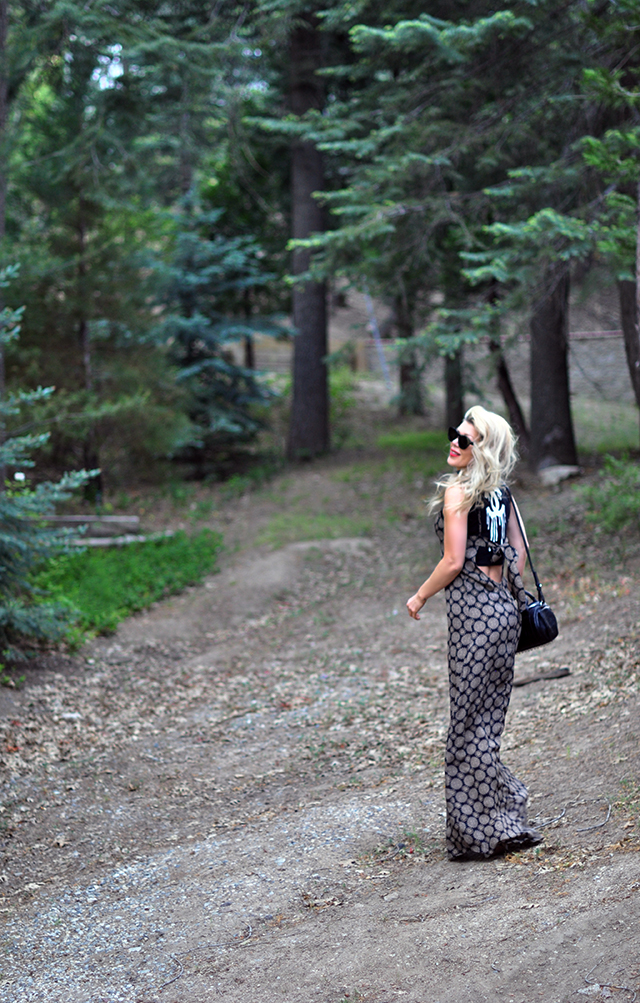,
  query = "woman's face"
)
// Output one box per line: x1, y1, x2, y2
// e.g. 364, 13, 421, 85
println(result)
447, 420, 477, 470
